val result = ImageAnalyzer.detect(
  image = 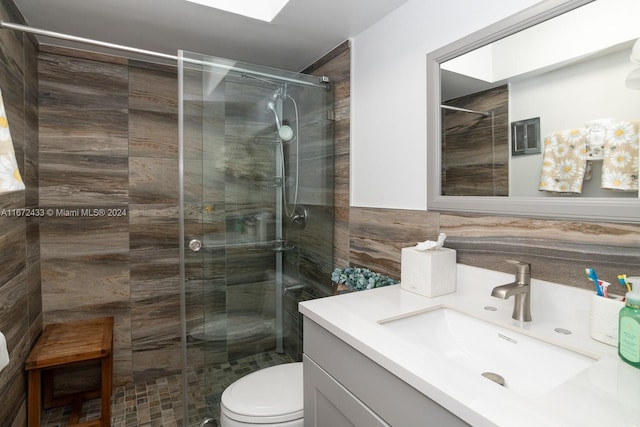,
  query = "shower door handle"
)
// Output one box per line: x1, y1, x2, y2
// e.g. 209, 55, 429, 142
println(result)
189, 239, 203, 252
